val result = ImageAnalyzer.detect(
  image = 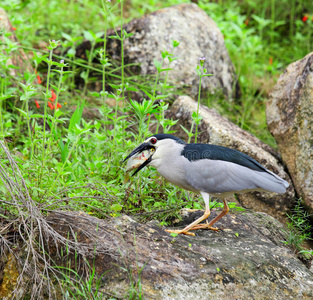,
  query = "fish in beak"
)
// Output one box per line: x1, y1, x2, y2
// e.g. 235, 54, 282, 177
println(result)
123, 142, 155, 176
